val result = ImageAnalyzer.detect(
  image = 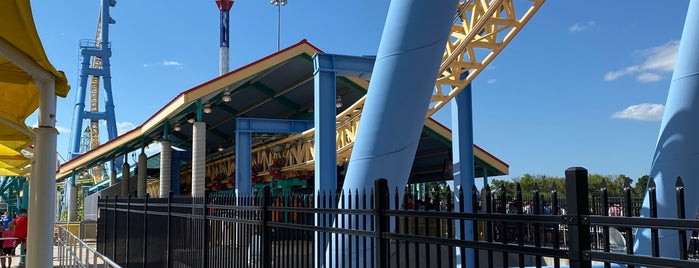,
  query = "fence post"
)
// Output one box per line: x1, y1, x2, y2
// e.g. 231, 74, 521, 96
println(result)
126, 194, 131, 267
167, 191, 172, 268
260, 186, 272, 268
113, 196, 118, 261
623, 180, 634, 266
374, 178, 389, 268
203, 190, 209, 268
676, 177, 687, 260
565, 167, 591, 268
143, 194, 148, 268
